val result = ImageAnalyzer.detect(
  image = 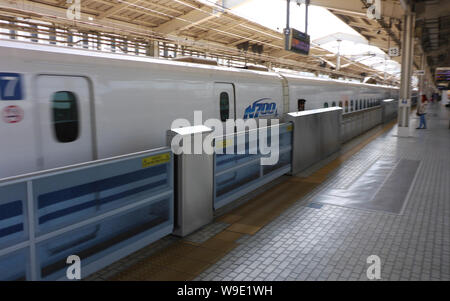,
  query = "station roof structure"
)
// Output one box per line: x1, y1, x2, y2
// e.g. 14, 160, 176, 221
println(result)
0, 0, 396, 84
313, 0, 450, 77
